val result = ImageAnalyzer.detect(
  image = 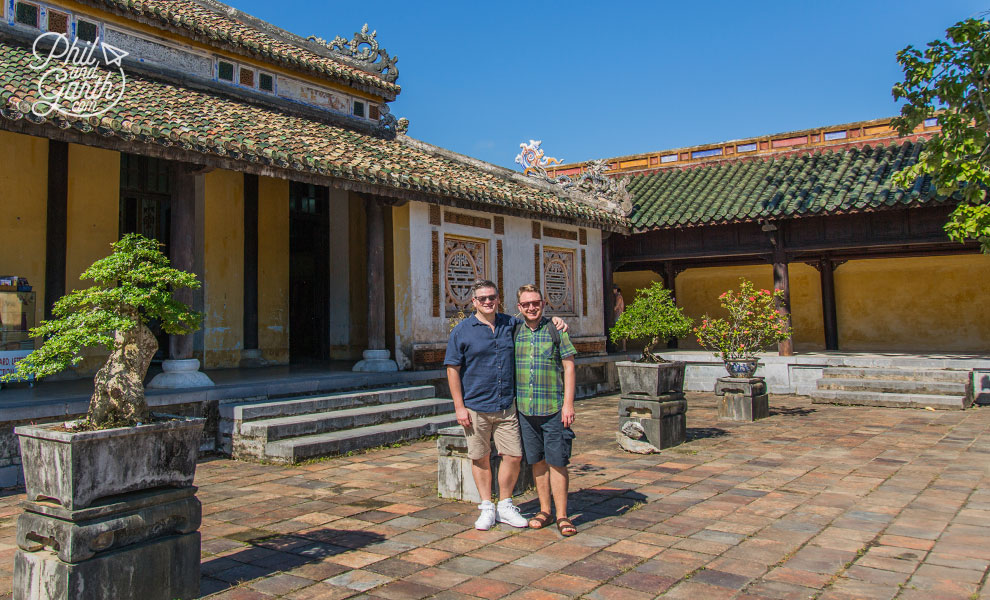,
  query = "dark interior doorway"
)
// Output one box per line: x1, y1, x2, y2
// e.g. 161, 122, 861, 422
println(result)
289, 182, 330, 363
119, 153, 171, 360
